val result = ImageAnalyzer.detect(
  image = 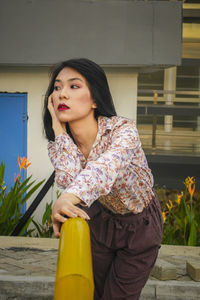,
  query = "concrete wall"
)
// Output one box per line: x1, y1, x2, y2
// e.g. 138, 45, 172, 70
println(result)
106, 68, 138, 121
0, 67, 52, 222
0, 0, 182, 66
0, 67, 137, 221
